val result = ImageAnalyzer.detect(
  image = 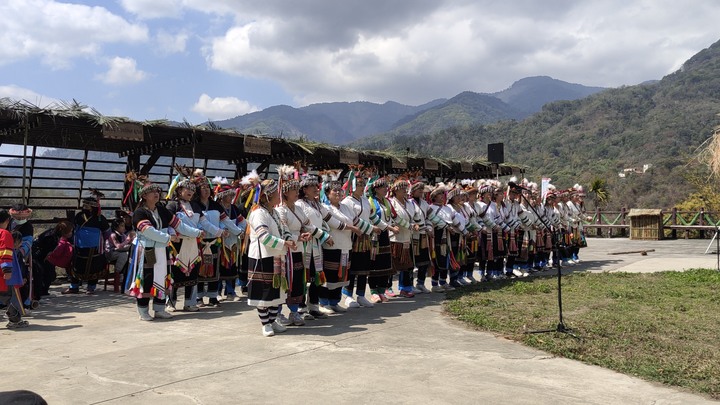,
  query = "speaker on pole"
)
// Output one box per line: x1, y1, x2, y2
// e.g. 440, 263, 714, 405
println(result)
488, 143, 504, 164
